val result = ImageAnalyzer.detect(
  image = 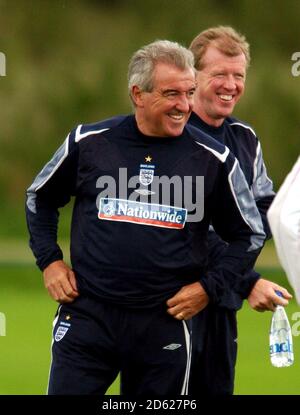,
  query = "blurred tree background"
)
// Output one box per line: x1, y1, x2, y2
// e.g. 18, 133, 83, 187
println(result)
0, 0, 299, 238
